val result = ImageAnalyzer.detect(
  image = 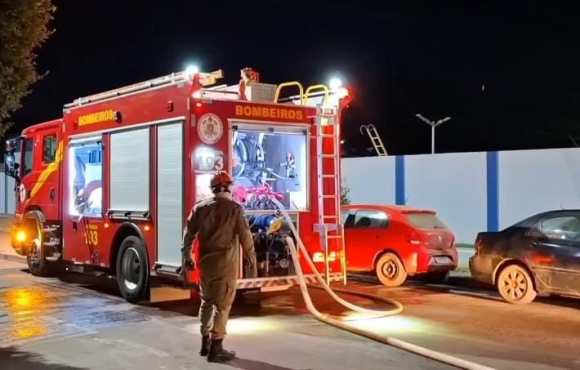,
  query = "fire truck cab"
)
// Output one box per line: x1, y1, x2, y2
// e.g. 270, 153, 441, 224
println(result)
5, 67, 349, 302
